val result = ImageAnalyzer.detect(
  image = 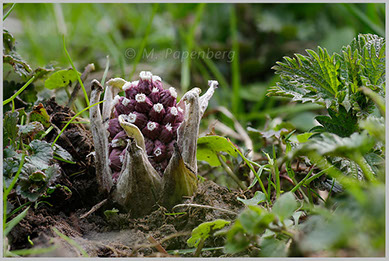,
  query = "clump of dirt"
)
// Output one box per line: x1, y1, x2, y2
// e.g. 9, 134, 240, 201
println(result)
8, 98, 248, 257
